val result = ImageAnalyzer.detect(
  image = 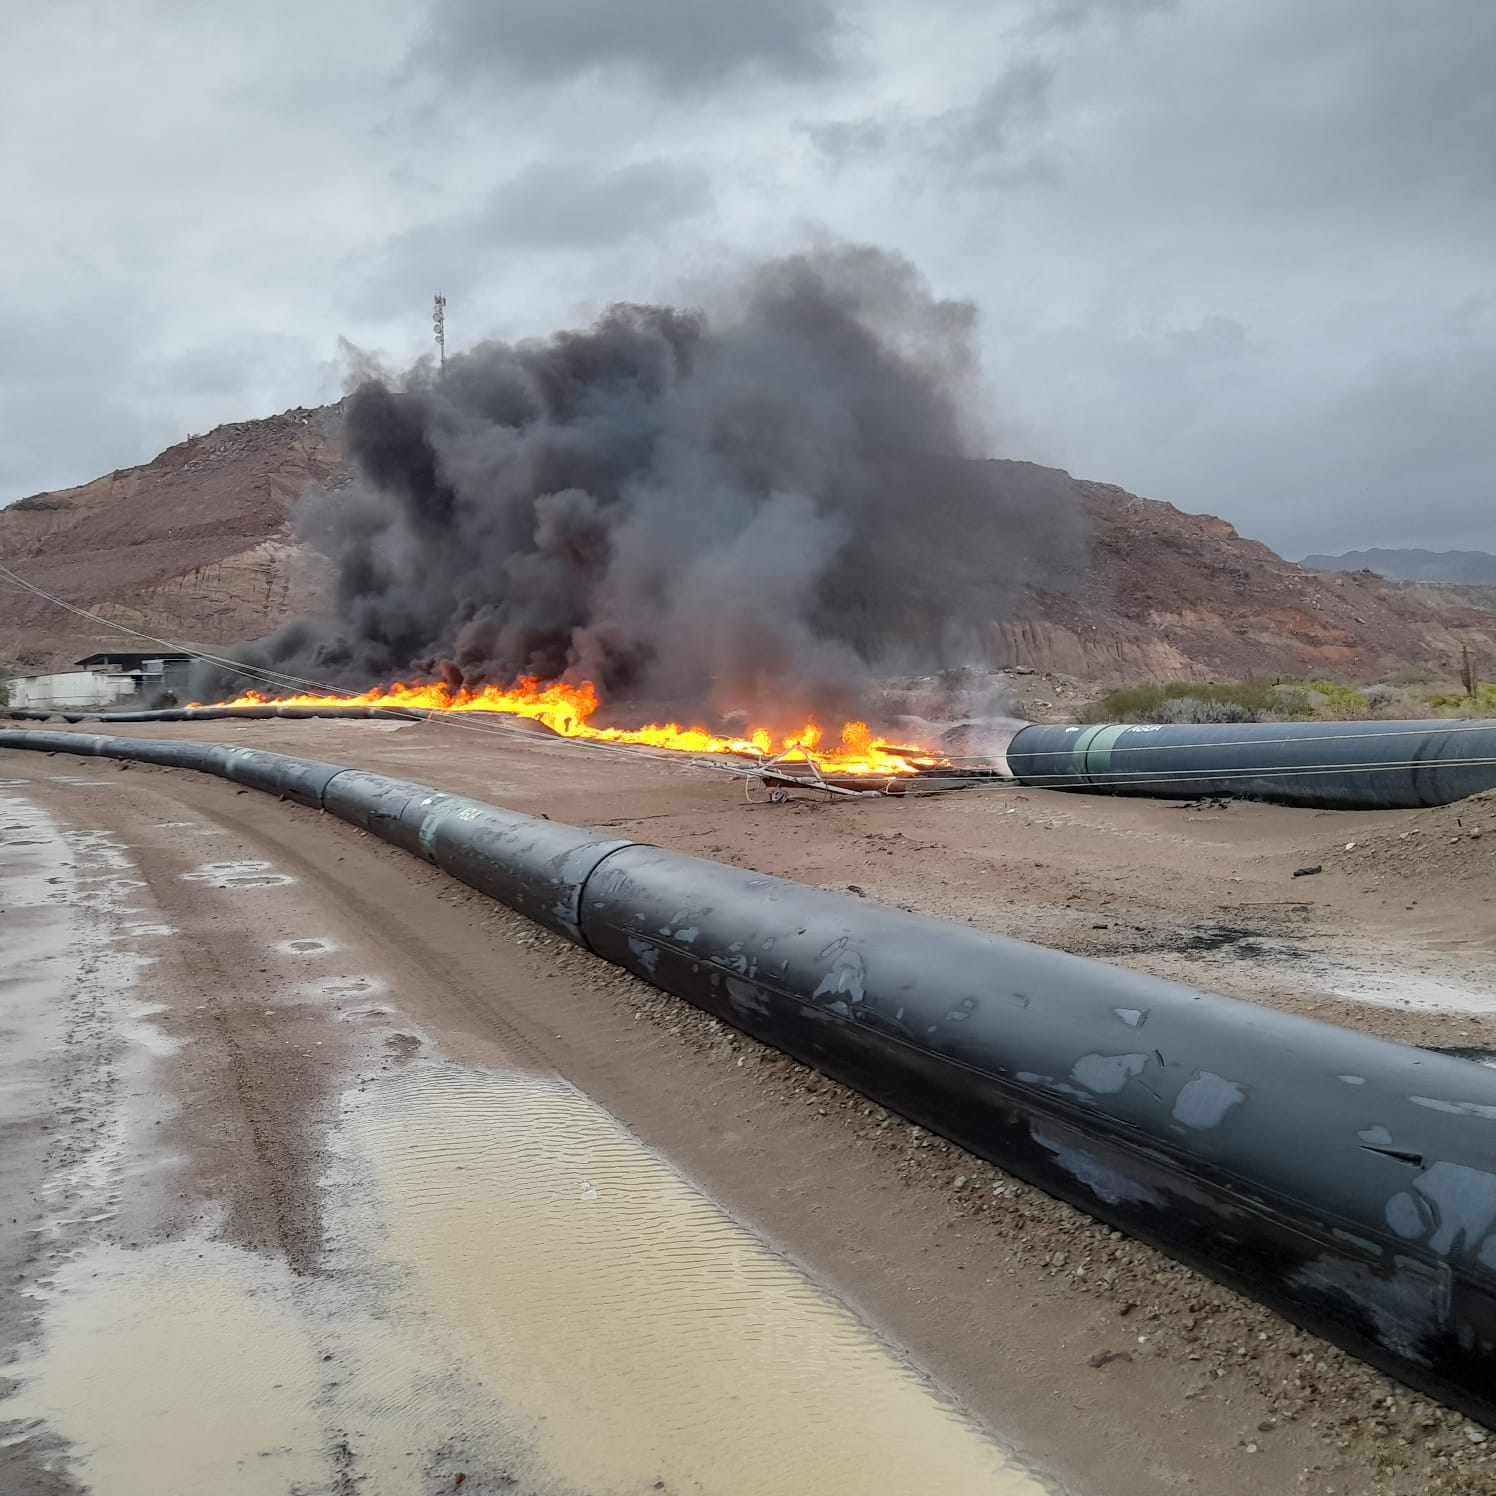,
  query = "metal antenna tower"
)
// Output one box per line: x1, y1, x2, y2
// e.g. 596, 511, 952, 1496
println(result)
433, 292, 447, 368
